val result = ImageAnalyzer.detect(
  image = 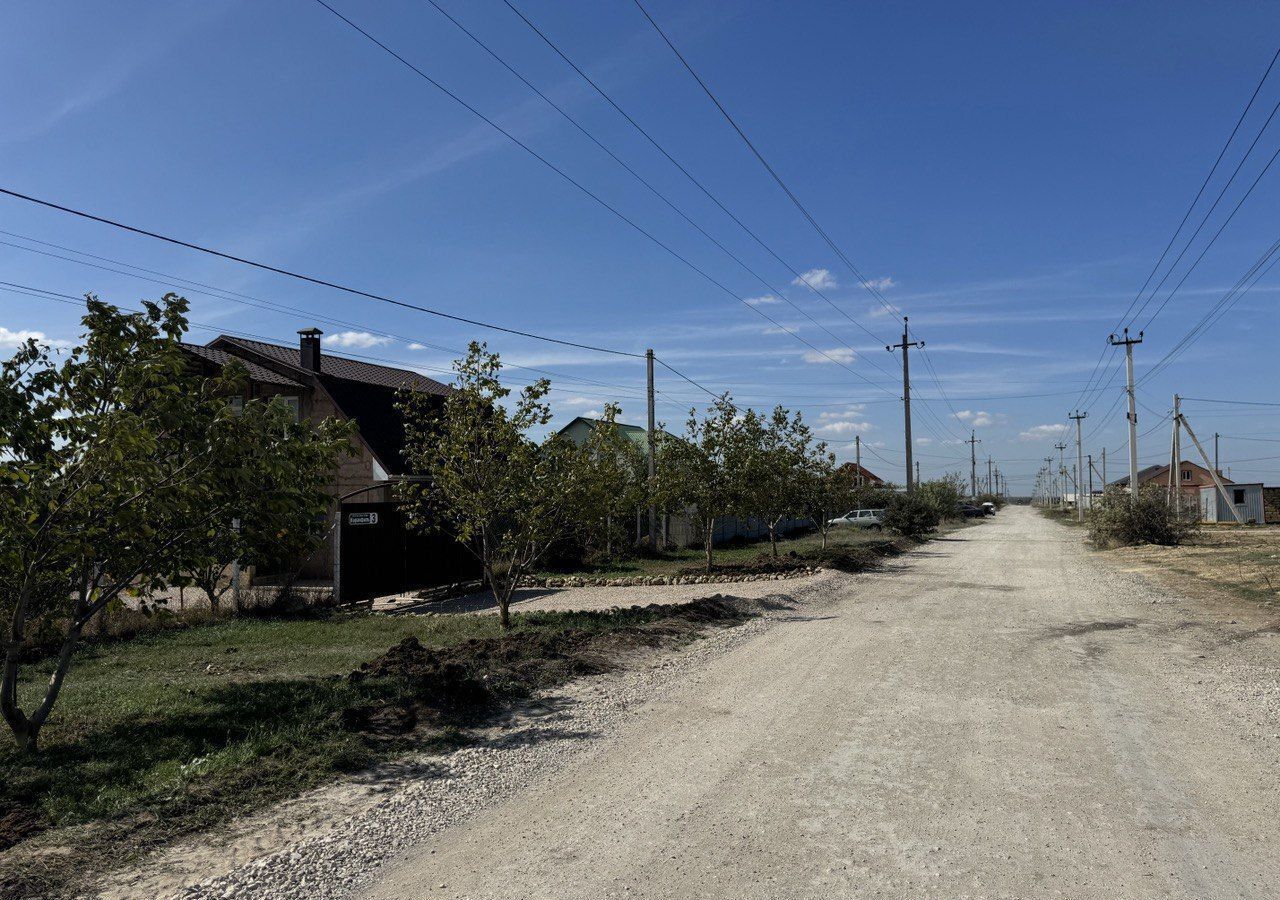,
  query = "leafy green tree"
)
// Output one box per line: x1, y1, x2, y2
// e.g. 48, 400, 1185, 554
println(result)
800, 451, 854, 549
917, 473, 966, 521
747, 406, 818, 557
882, 493, 941, 539
652, 395, 753, 571
570, 403, 646, 560
0, 296, 350, 751
399, 343, 582, 630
